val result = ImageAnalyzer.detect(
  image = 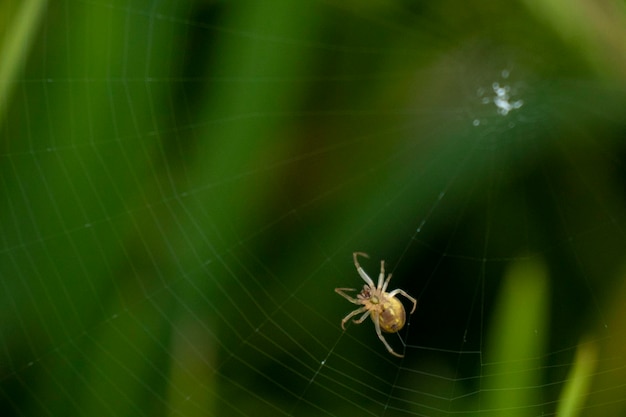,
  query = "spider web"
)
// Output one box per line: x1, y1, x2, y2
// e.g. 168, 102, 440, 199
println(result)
2, 1, 626, 416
